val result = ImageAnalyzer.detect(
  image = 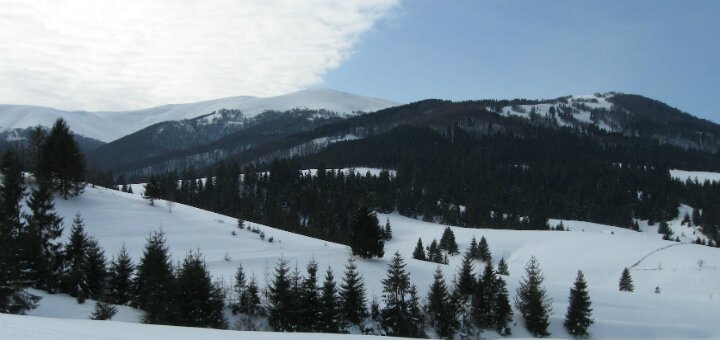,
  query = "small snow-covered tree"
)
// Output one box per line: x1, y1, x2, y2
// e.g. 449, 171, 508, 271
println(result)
564, 271, 593, 337
515, 256, 552, 337
618, 268, 634, 292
